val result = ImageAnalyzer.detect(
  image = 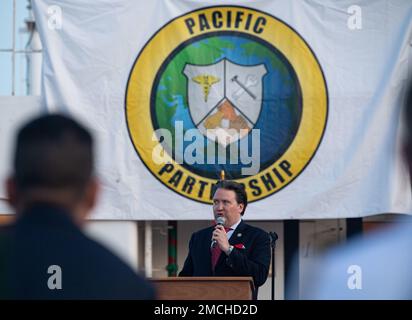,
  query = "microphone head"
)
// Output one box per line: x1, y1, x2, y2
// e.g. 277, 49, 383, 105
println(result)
269, 231, 278, 242
215, 216, 226, 226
